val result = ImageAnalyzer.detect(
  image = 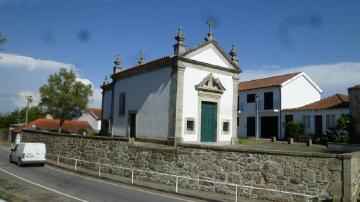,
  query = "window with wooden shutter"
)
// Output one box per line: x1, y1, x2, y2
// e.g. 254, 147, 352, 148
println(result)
119, 93, 126, 116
